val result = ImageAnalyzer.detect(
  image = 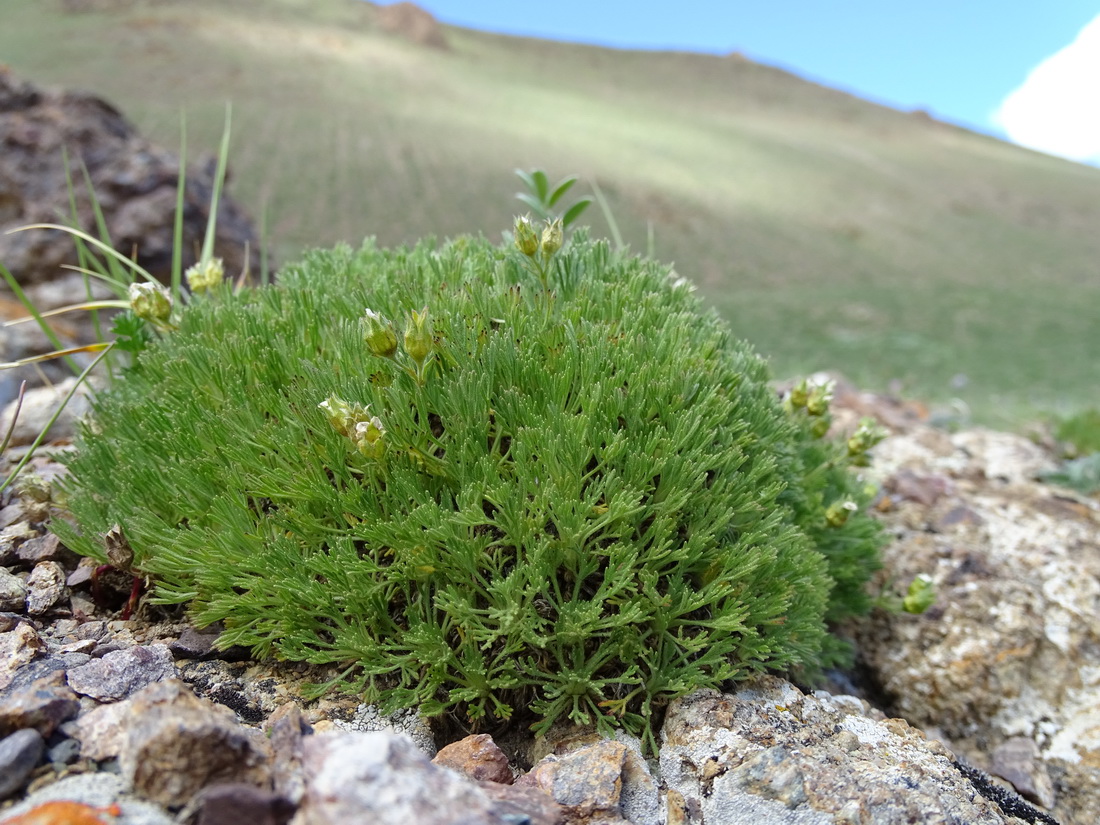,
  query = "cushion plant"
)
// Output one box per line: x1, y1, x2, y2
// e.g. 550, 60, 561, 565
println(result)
53, 228, 883, 748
